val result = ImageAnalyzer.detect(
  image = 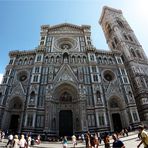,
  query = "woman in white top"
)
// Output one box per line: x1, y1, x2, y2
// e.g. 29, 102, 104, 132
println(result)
13, 135, 19, 148
19, 134, 27, 148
